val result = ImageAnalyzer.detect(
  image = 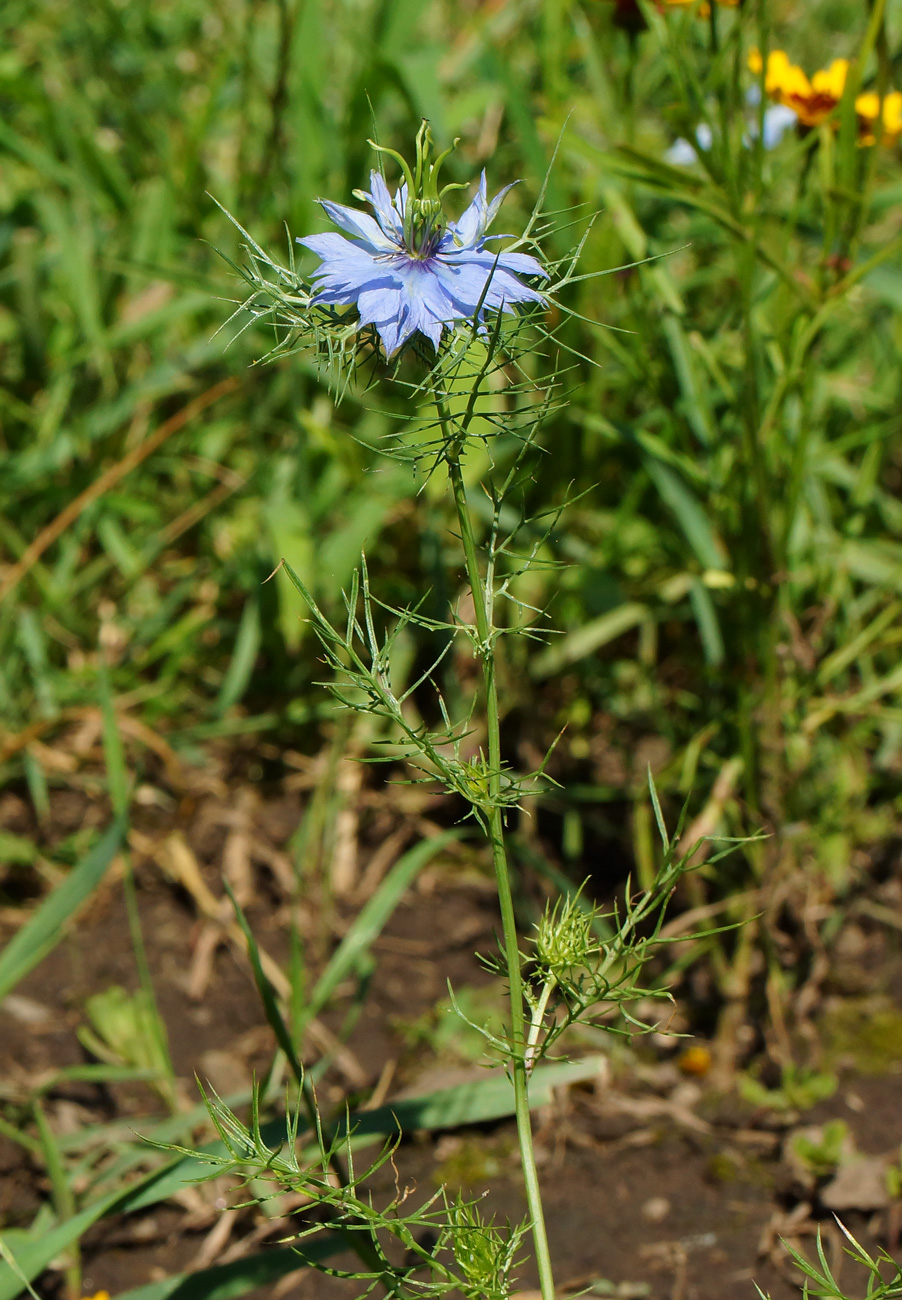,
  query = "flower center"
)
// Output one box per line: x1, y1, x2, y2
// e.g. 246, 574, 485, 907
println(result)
404, 196, 444, 259
368, 121, 468, 261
